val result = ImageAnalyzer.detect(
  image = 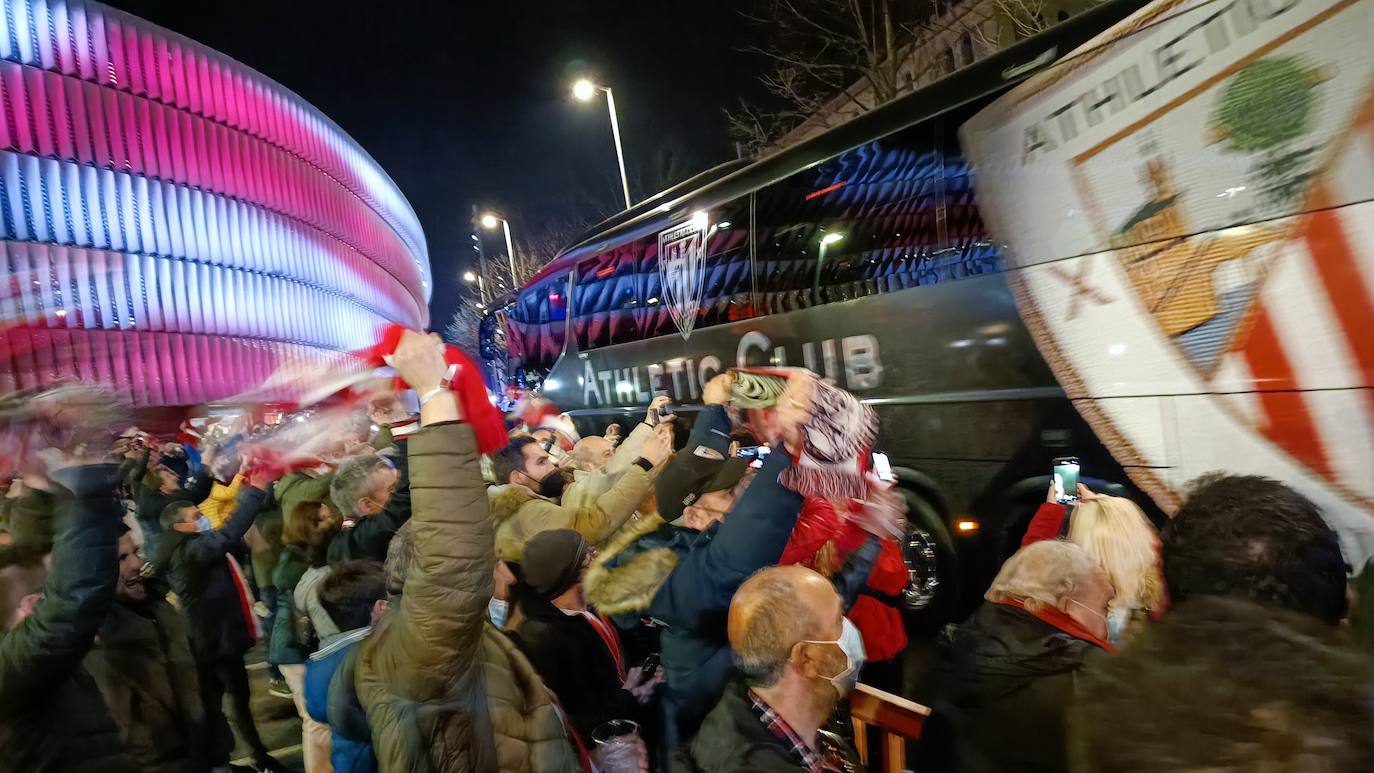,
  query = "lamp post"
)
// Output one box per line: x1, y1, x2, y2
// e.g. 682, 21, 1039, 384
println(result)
815, 232, 845, 304
462, 269, 486, 305
481, 213, 519, 288
572, 78, 632, 210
